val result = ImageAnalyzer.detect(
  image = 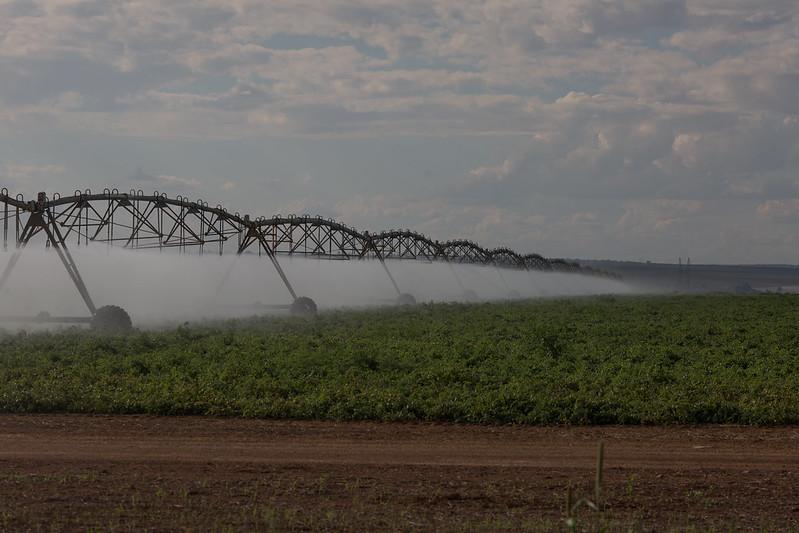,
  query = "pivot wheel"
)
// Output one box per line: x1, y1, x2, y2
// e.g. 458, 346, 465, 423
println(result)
290, 296, 318, 316
396, 293, 416, 306
91, 305, 133, 332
